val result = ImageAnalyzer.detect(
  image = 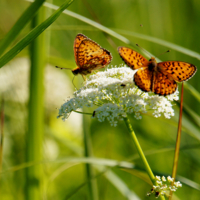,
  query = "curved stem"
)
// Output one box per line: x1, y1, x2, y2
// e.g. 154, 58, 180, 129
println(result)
123, 117, 165, 200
